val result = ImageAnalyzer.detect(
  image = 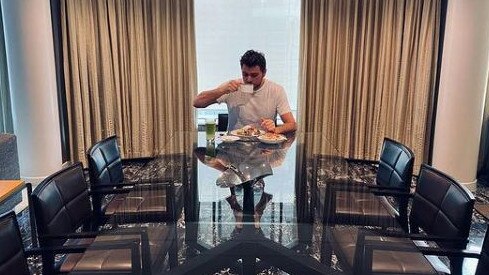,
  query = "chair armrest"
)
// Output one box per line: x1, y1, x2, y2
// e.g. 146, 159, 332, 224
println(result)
90, 179, 174, 189
90, 188, 133, 195
371, 189, 413, 198
355, 235, 479, 274
326, 180, 411, 196
121, 156, 155, 164
90, 181, 175, 196
25, 244, 90, 256
358, 228, 468, 246
344, 158, 379, 165
42, 227, 150, 240
367, 185, 410, 192
325, 181, 370, 192
408, 234, 468, 245
90, 184, 171, 194
417, 246, 481, 258
41, 231, 99, 240
124, 177, 175, 185
26, 239, 139, 255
